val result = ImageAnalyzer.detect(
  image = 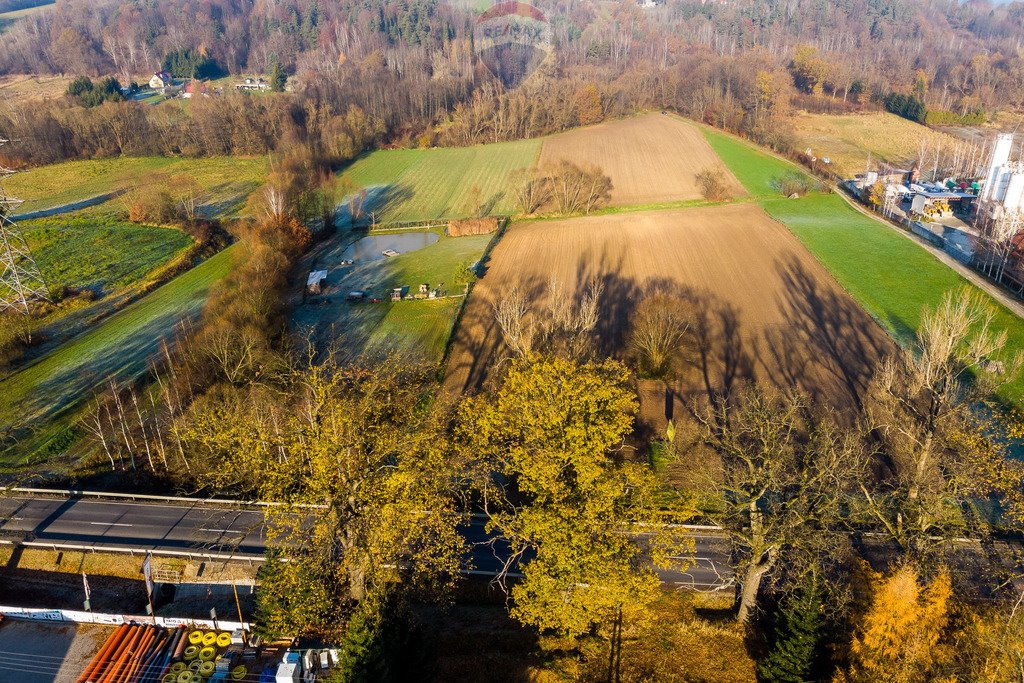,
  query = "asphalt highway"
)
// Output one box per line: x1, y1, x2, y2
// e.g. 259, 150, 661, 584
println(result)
0, 494, 734, 591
